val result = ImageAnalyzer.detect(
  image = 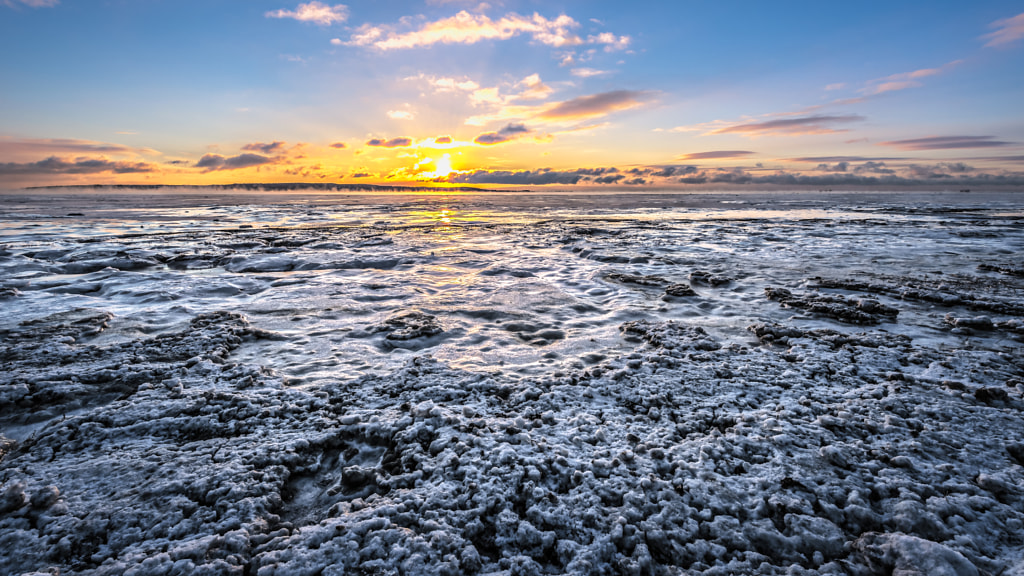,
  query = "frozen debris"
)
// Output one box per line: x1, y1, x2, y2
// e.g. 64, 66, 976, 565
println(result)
944, 314, 1024, 337
0, 311, 268, 430
846, 532, 979, 576
943, 314, 994, 330
2, 196, 1024, 575
664, 283, 697, 297
620, 320, 721, 352
812, 276, 1024, 316
689, 270, 733, 286
978, 263, 1024, 278
380, 311, 445, 341
765, 286, 899, 325
604, 272, 669, 287
748, 322, 913, 349
0, 306, 1022, 575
